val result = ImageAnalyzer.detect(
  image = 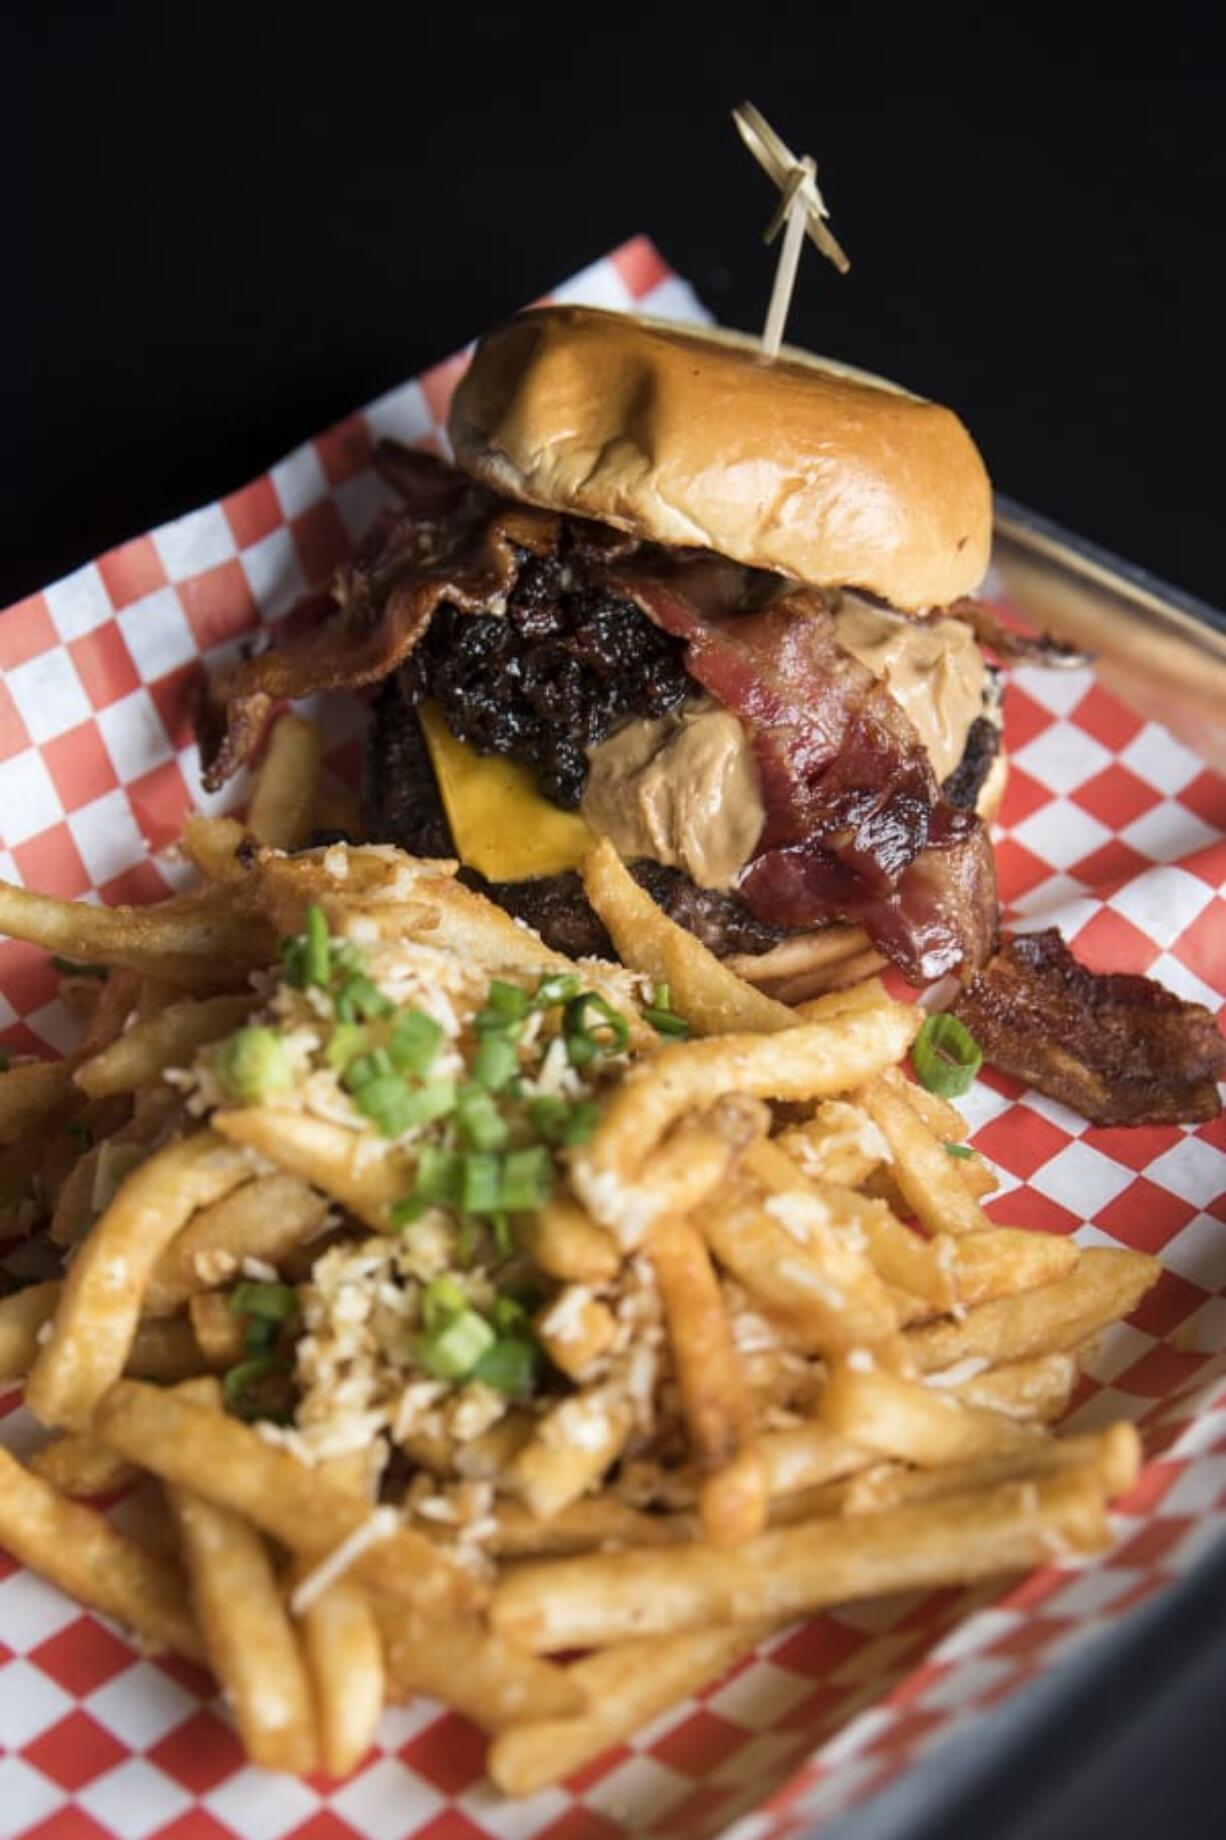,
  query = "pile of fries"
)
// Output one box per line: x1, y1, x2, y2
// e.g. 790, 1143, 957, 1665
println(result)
0, 717, 1158, 1795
